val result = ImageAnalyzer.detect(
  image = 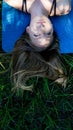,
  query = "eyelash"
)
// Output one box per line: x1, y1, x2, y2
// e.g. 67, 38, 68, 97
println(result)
33, 34, 39, 37
47, 32, 51, 35
33, 32, 52, 37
